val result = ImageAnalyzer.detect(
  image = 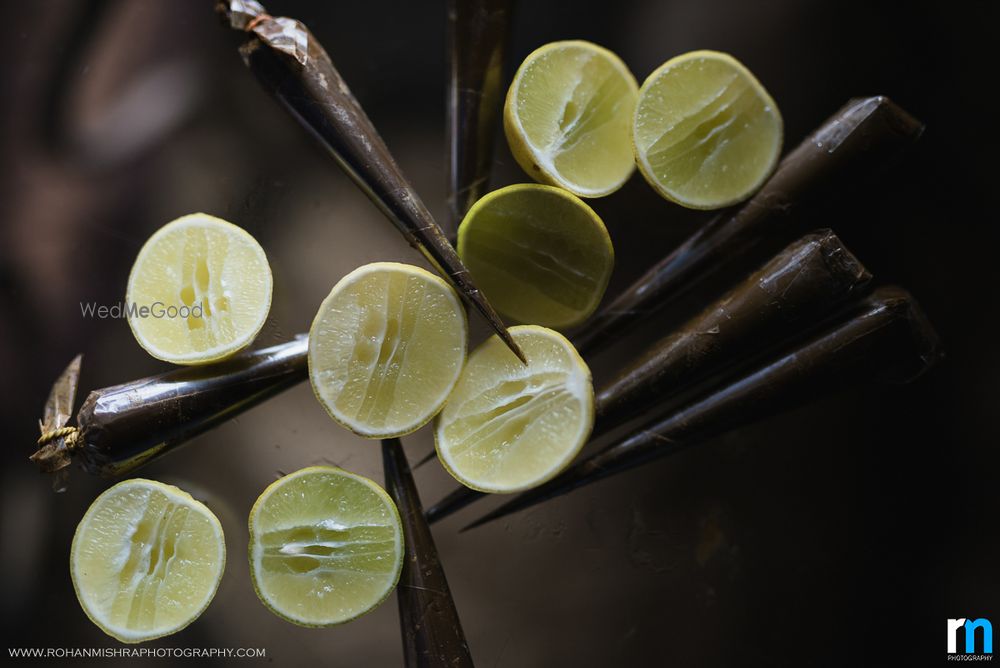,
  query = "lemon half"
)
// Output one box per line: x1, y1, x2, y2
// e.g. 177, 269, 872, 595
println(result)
632, 50, 783, 209
70, 479, 226, 644
126, 213, 273, 364
308, 262, 468, 438
457, 184, 614, 329
248, 467, 404, 627
435, 325, 594, 493
504, 40, 638, 198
